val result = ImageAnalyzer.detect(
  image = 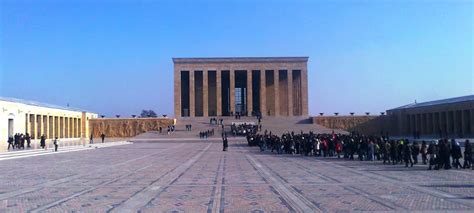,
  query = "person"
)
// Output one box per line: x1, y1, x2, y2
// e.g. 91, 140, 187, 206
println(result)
403, 141, 413, 167
427, 141, 437, 170
89, 133, 93, 144
223, 135, 228, 151
53, 137, 59, 152
451, 140, 462, 169
438, 139, 451, 170
412, 141, 420, 164
421, 141, 428, 164
101, 133, 105, 143
40, 135, 46, 149
7, 136, 14, 150
463, 140, 471, 169
25, 133, 31, 148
